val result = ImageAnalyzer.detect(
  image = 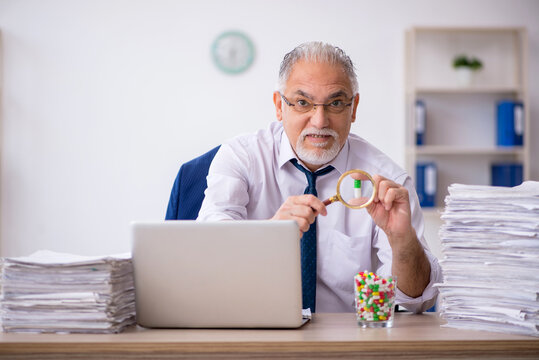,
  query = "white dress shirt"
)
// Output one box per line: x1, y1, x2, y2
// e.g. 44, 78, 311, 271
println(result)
198, 121, 441, 313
